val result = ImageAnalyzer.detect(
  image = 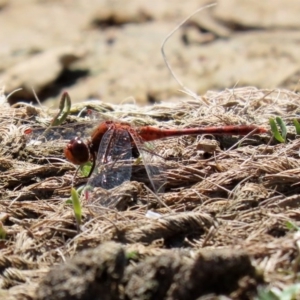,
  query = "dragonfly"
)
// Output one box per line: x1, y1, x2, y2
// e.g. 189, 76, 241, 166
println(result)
64, 120, 267, 209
